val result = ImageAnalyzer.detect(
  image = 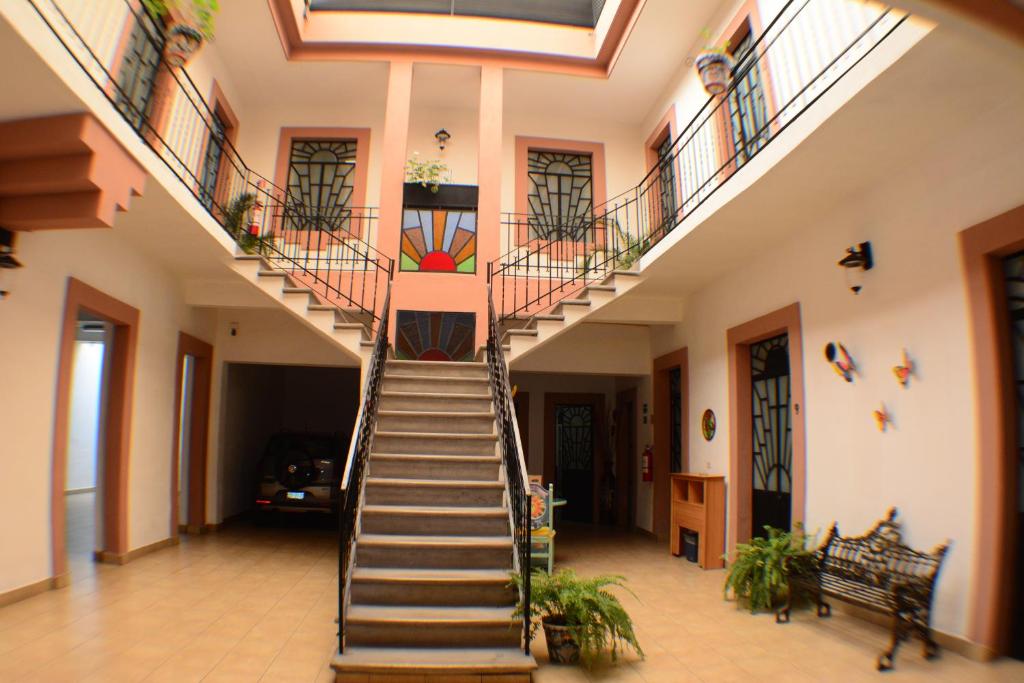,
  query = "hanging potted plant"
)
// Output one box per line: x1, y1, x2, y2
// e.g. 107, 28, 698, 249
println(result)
694, 30, 734, 96
511, 569, 643, 666
143, 0, 219, 67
